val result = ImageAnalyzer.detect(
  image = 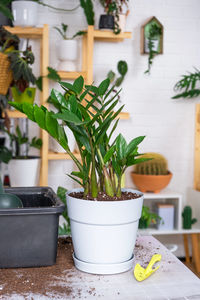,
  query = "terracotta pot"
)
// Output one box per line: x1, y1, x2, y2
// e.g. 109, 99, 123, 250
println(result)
131, 172, 172, 193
